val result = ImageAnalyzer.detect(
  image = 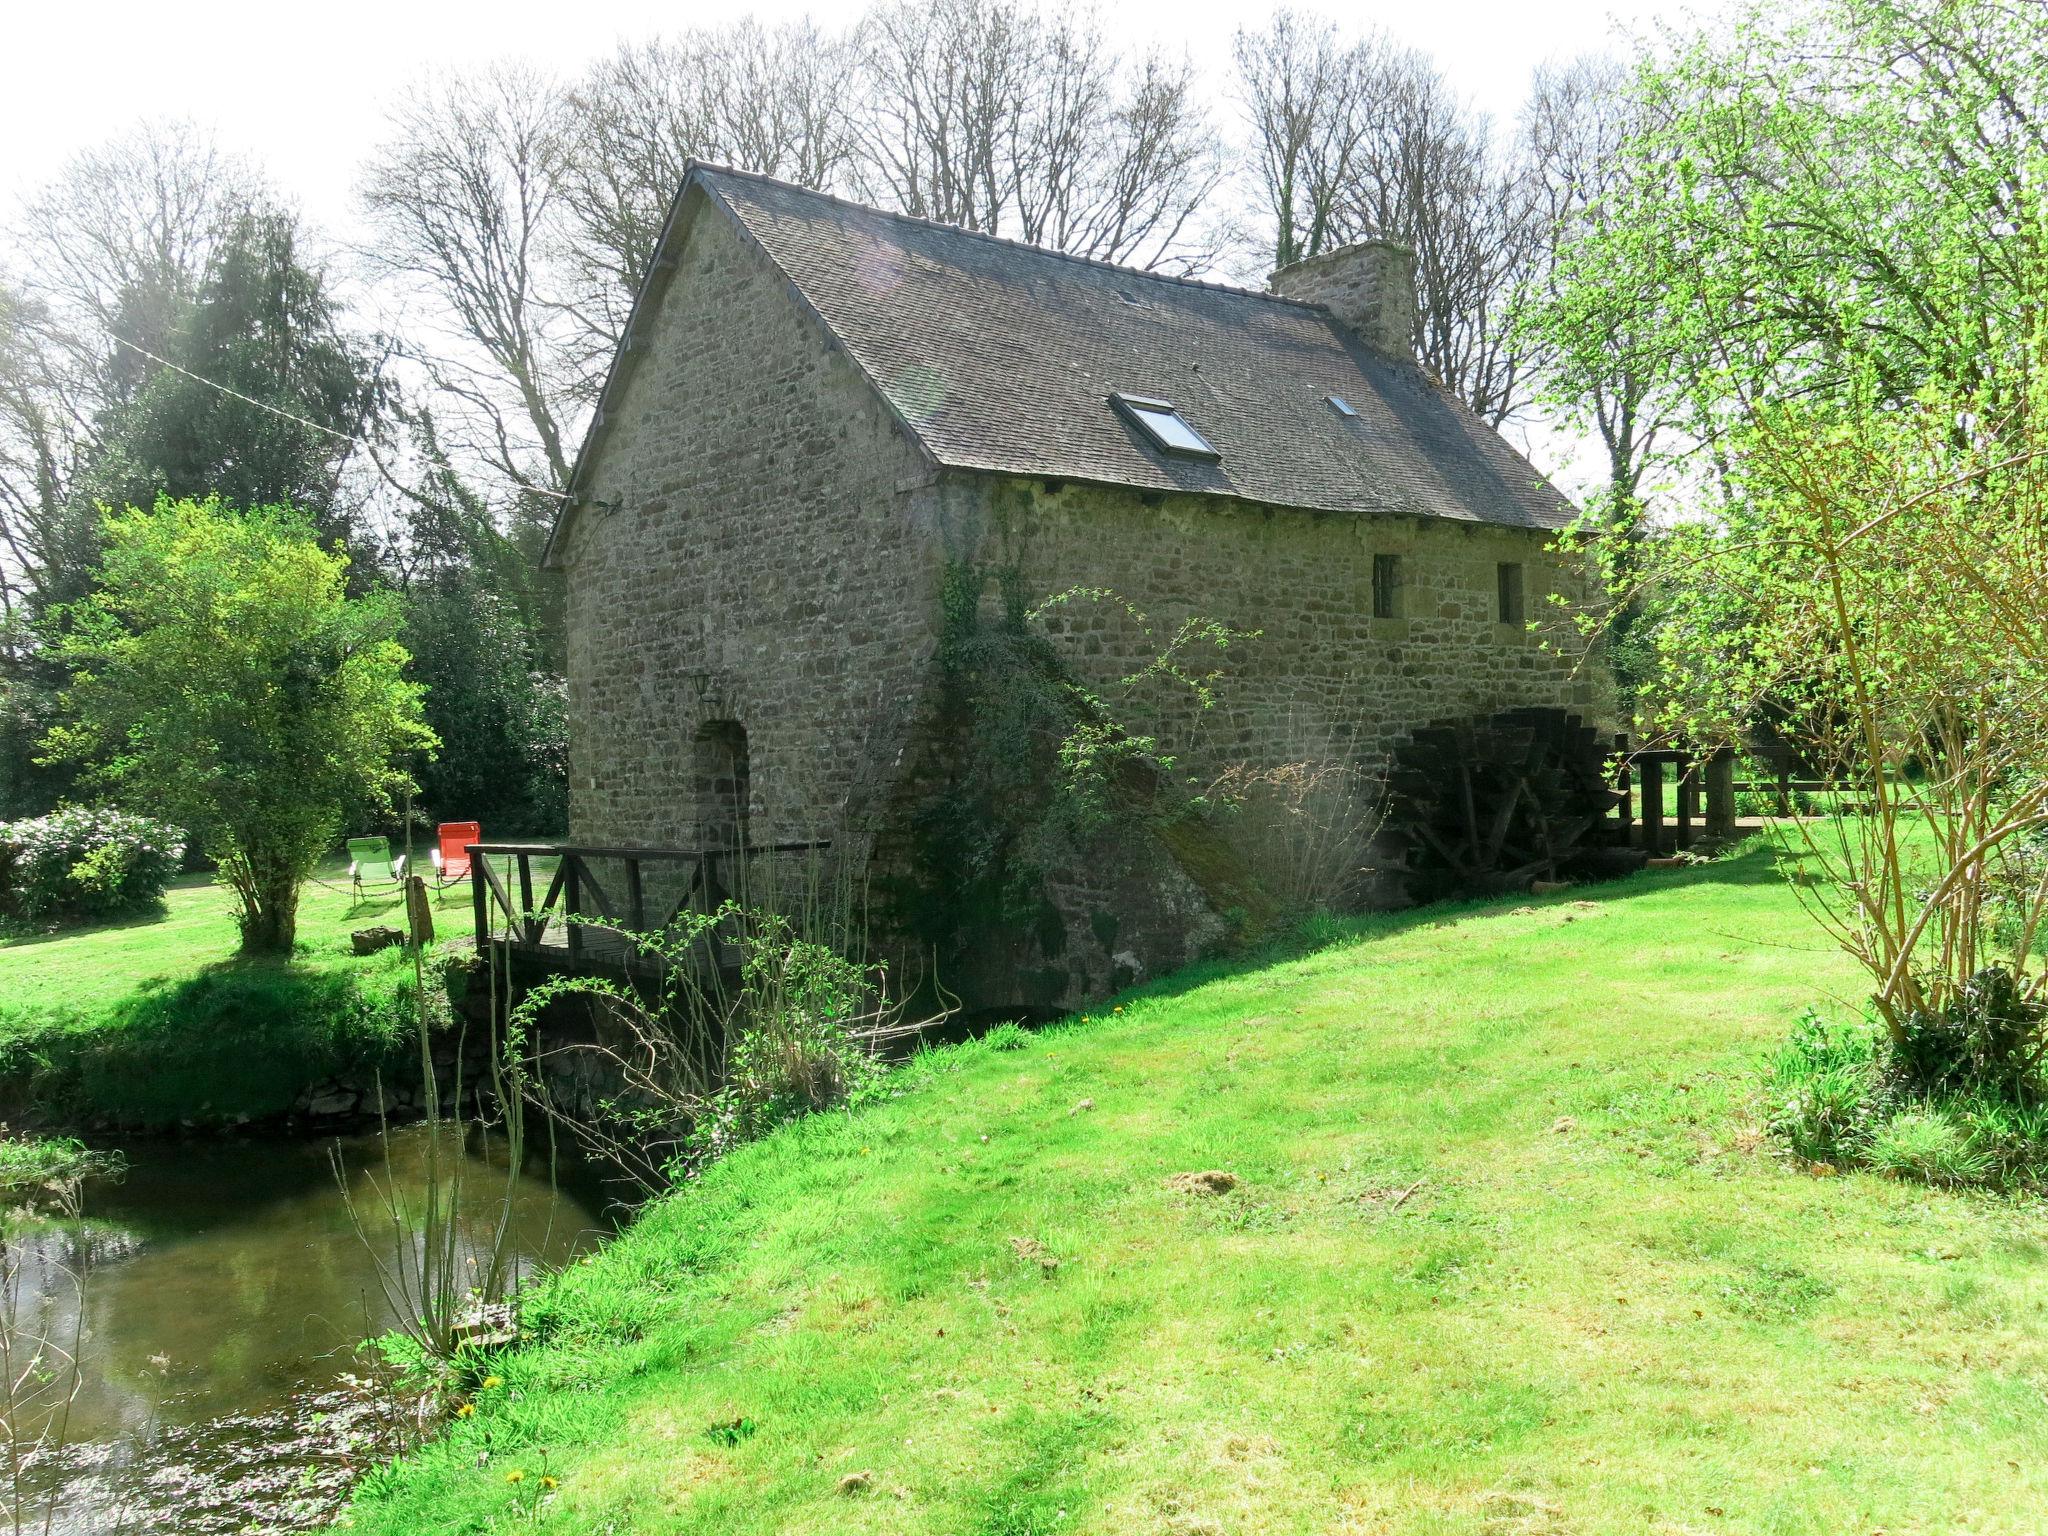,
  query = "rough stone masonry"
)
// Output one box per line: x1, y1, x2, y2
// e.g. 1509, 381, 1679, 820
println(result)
548, 164, 1612, 1010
